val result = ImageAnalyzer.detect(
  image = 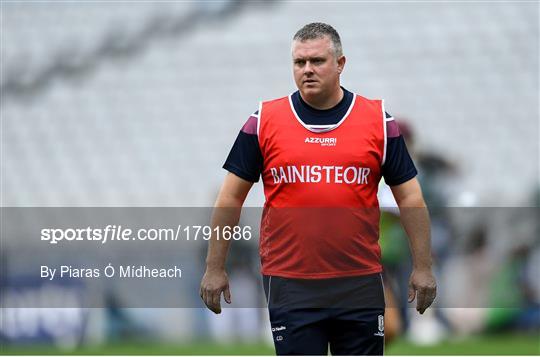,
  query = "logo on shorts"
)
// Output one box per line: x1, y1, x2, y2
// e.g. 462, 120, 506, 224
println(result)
374, 315, 384, 337
272, 325, 286, 341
